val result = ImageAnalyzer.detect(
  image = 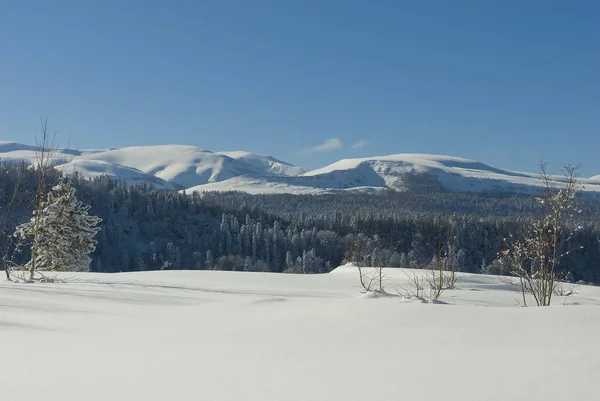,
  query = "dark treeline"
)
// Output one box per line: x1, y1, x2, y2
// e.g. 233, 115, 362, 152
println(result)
2, 162, 600, 282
